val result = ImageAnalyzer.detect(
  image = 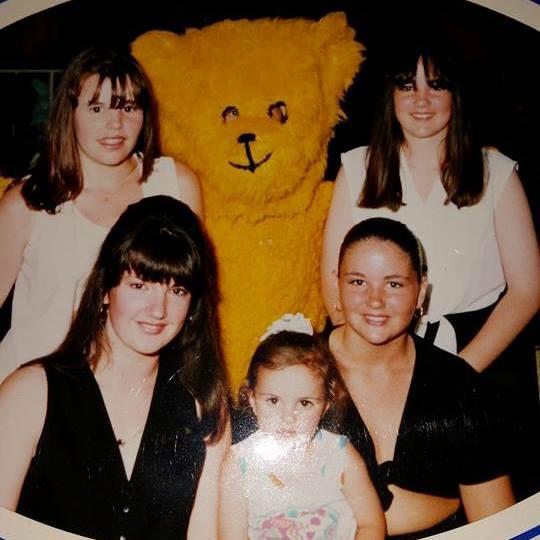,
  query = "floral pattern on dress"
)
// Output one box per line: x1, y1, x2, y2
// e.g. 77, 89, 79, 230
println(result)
254, 505, 341, 539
